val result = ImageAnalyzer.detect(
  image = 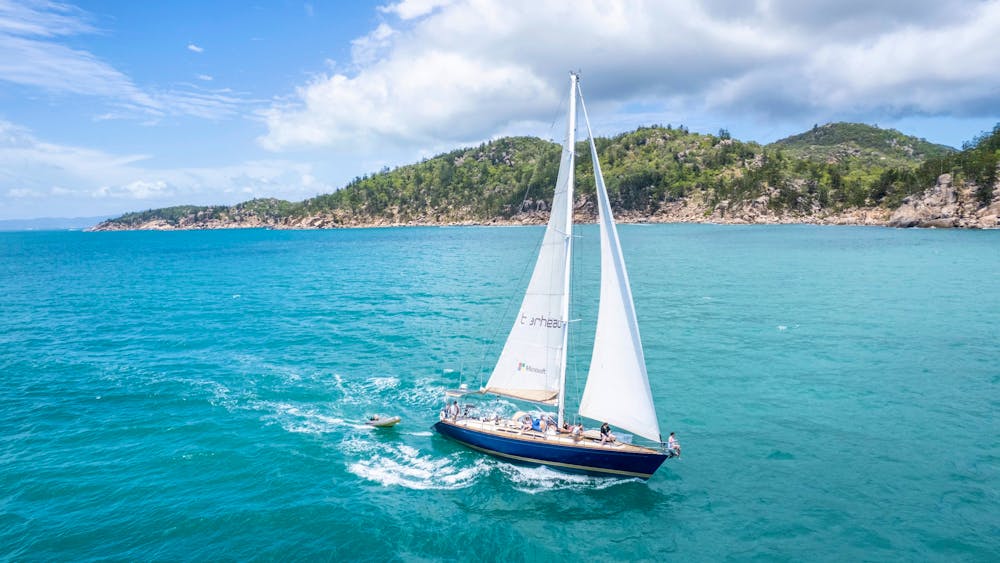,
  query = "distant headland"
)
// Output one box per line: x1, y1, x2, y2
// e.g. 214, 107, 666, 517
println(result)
90, 122, 1000, 232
